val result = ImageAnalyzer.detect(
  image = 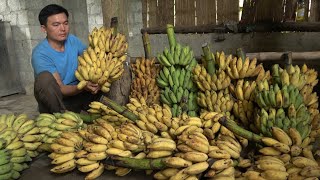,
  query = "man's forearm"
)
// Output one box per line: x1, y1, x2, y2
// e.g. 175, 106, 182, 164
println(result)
60, 85, 82, 96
